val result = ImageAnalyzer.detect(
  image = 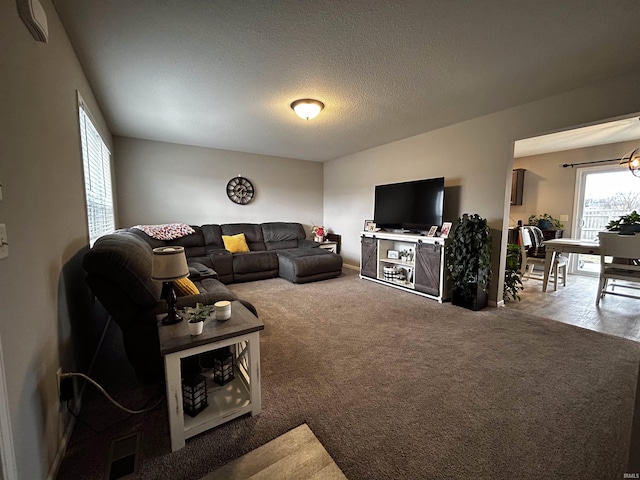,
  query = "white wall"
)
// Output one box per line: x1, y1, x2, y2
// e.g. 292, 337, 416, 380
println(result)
114, 137, 324, 233
324, 72, 640, 304
0, 1, 110, 478
511, 139, 640, 231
